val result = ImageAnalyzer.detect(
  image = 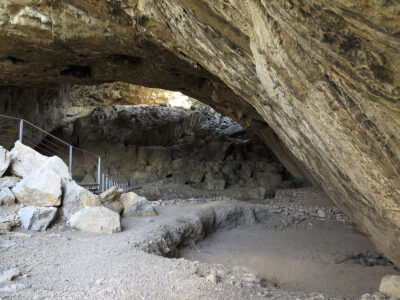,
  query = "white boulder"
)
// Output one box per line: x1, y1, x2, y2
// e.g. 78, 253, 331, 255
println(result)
69, 206, 121, 233
62, 180, 101, 219
12, 171, 62, 206
0, 146, 11, 177
379, 275, 400, 299
9, 141, 71, 180
18, 206, 57, 231
120, 192, 157, 217
0, 188, 15, 205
